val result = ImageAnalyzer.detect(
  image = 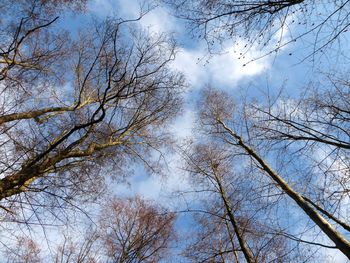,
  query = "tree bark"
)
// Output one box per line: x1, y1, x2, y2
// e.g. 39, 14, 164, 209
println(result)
218, 118, 350, 259
213, 169, 255, 263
